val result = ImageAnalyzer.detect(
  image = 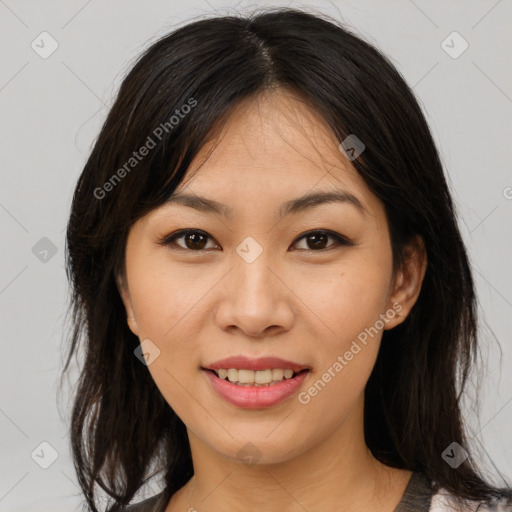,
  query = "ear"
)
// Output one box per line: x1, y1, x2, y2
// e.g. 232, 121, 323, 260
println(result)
115, 271, 140, 336
384, 235, 427, 330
